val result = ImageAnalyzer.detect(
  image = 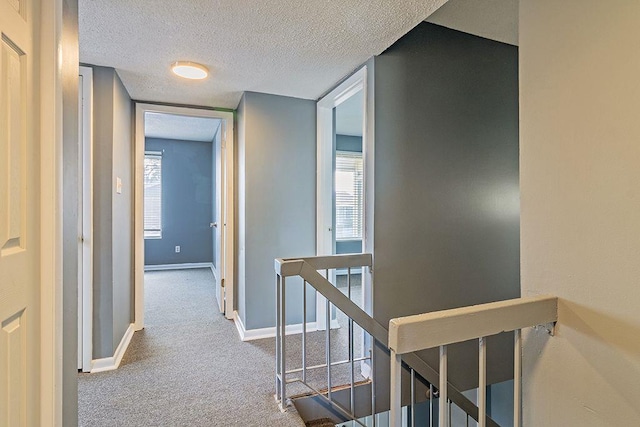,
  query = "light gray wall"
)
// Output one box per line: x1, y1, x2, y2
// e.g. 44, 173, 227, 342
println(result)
371, 22, 520, 392
111, 72, 133, 350
92, 66, 115, 357
144, 138, 213, 265
91, 65, 134, 358
237, 92, 316, 330
62, 0, 79, 424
